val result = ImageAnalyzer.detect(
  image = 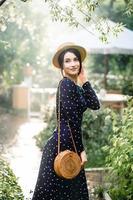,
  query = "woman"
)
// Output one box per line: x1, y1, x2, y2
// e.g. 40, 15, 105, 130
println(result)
32, 42, 100, 200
